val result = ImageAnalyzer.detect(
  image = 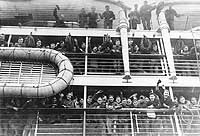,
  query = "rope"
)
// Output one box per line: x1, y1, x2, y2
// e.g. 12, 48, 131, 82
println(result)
180, 106, 194, 125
